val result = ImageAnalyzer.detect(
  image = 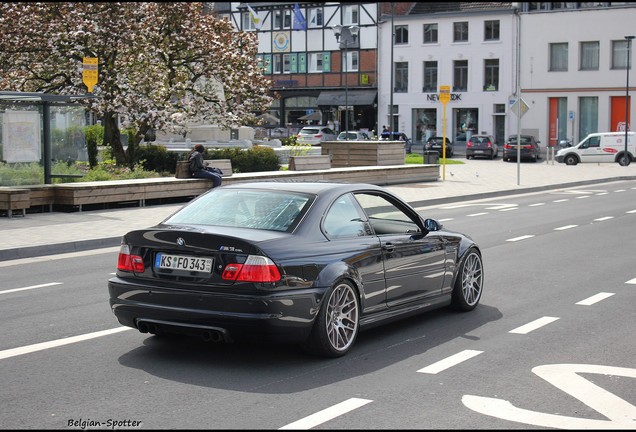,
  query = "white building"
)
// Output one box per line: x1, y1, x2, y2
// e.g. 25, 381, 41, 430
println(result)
518, 3, 636, 147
